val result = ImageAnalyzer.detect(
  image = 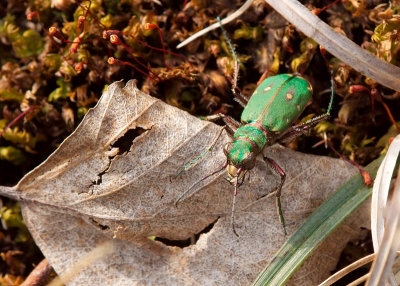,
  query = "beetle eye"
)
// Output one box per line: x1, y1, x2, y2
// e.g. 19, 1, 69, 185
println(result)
242, 152, 256, 170
223, 142, 233, 156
